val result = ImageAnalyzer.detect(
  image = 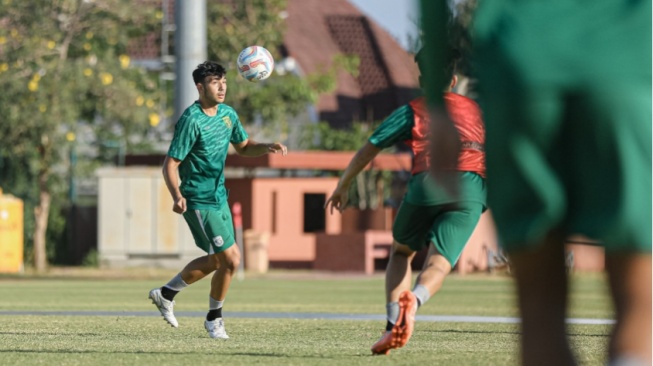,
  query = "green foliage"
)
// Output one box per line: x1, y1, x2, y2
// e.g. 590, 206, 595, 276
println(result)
81, 249, 99, 267
297, 121, 375, 152
298, 120, 397, 209
0, 0, 164, 264
205, 0, 347, 137
449, 0, 478, 76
